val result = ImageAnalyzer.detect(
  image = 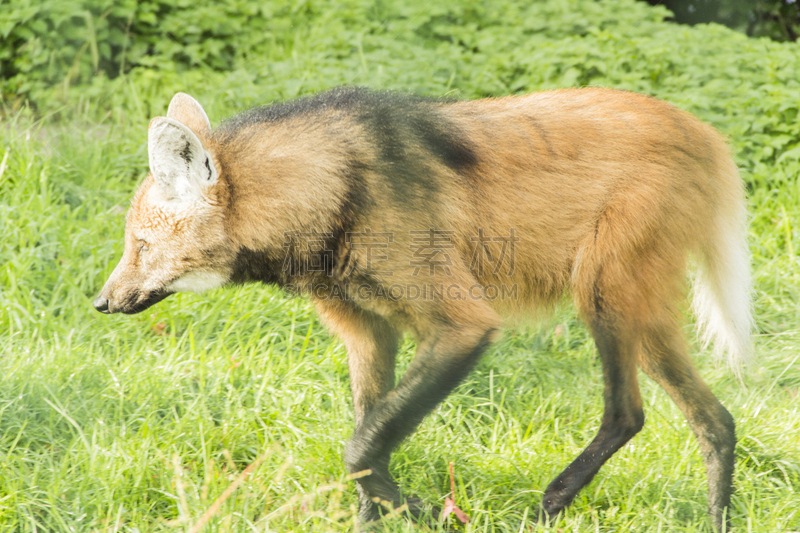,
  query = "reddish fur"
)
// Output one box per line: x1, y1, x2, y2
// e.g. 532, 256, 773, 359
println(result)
96, 88, 751, 529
